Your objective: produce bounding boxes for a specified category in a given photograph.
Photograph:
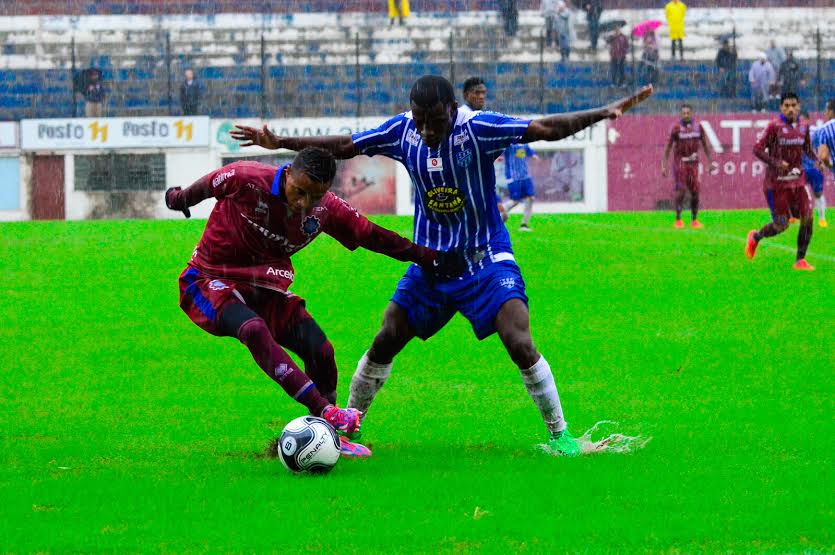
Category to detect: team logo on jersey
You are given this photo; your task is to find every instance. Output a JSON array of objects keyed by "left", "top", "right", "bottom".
[
  {"left": 406, "top": 129, "right": 421, "bottom": 146},
  {"left": 427, "top": 157, "right": 443, "bottom": 172},
  {"left": 426, "top": 186, "right": 465, "bottom": 213},
  {"left": 208, "top": 280, "right": 229, "bottom": 291},
  {"left": 301, "top": 215, "right": 321, "bottom": 235},
  {"left": 453, "top": 131, "right": 469, "bottom": 146},
  {"left": 455, "top": 149, "right": 473, "bottom": 168},
  {"left": 500, "top": 277, "right": 516, "bottom": 289}
]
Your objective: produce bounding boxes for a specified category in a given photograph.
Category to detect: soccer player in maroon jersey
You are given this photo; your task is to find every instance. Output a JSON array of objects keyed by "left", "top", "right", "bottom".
[
  {"left": 164, "top": 147, "right": 465, "bottom": 457},
  {"left": 661, "top": 104, "right": 713, "bottom": 228},
  {"left": 745, "top": 93, "right": 823, "bottom": 270}
]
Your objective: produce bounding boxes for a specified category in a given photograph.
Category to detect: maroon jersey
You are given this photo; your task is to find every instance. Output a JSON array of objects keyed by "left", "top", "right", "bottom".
[
  {"left": 754, "top": 116, "right": 817, "bottom": 191},
  {"left": 669, "top": 119, "right": 704, "bottom": 167},
  {"left": 168, "top": 160, "right": 434, "bottom": 292}
]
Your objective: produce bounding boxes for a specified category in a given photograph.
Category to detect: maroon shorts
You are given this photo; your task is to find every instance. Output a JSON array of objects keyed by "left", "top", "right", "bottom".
[
  {"left": 179, "top": 266, "right": 306, "bottom": 339},
  {"left": 674, "top": 164, "right": 699, "bottom": 193},
  {"left": 766, "top": 187, "right": 812, "bottom": 222}
]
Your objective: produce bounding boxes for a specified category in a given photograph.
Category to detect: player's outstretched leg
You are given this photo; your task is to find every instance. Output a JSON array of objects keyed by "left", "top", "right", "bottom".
[
  {"left": 347, "top": 302, "right": 415, "bottom": 439},
  {"left": 338, "top": 436, "right": 372, "bottom": 458},
  {"left": 746, "top": 217, "right": 789, "bottom": 260},
  {"left": 496, "top": 299, "right": 579, "bottom": 457},
  {"left": 322, "top": 405, "right": 362, "bottom": 435},
  {"left": 520, "top": 197, "right": 534, "bottom": 231}
]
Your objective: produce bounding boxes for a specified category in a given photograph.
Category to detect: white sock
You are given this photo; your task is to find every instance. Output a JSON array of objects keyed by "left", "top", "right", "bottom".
[
  {"left": 817, "top": 195, "right": 826, "bottom": 220},
  {"left": 347, "top": 352, "right": 392, "bottom": 417},
  {"left": 522, "top": 197, "right": 534, "bottom": 226},
  {"left": 505, "top": 200, "right": 519, "bottom": 213},
  {"left": 519, "top": 355, "right": 566, "bottom": 435}
]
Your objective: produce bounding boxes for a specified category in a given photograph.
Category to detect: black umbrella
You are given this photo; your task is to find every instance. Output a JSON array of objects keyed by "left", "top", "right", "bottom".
[{"left": 599, "top": 19, "right": 627, "bottom": 33}]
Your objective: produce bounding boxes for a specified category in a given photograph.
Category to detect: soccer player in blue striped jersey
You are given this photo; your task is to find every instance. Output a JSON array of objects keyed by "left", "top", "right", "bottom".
[
  {"left": 231, "top": 76, "right": 653, "bottom": 457},
  {"left": 502, "top": 143, "right": 539, "bottom": 231},
  {"left": 814, "top": 99, "right": 835, "bottom": 226}
]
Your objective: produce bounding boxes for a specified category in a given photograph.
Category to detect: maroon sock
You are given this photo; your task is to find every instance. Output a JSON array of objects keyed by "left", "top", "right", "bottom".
[
  {"left": 237, "top": 318, "right": 330, "bottom": 416},
  {"left": 797, "top": 219, "right": 813, "bottom": 260}
]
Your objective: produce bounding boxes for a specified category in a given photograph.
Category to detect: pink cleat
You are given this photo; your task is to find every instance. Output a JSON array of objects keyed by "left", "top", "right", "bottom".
[
  {"left": 339, "top": 436, "right": 372, "bottom": 458},
  {"left": 745, "top": 230, "right": 759, "bottom": 260},
  {"left": 691, "top": 220, "right": 703, "bottom": 229},
  {"left": 674, "top": 219, "right": 684, "bottom": 229},
  {"left": 321, "top": 405, "right": 362, "bottom": 435},
  {"left": 793, "top": 259, "right": 815, "bottom": 271}
]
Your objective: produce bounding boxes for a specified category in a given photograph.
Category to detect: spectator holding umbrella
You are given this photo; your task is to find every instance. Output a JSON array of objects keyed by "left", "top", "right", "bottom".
[
  {"left": 633, "top": 21, "right": 662, "bottom": 86},
  {"left": 607, "top": 26, "right": 629, "bottom": 87}
]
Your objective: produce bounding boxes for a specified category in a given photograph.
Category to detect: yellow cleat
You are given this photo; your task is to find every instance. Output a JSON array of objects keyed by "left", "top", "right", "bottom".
[{"left": 819, "top": 219, "right": 828, "bottom": 228}]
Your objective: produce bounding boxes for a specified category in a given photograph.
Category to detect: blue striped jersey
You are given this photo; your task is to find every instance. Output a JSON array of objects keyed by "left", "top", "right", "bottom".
[
  {"left": 802, "top": 125, "right": 821, "bottom": 172},
  {"left": 816, "top": 118, "right": 835, "bottom": 175},
  {"left": 503, "top": 143, "right": 535, "bottom": 181},
  {"left": 352, "top": 109, "right": 531, "bottom": 258}
]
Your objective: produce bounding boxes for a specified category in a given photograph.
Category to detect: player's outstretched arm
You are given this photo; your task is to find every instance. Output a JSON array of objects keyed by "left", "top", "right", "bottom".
[
  {"left": 165, "top": 173, "right": 219, "bottom": 218},
  {"left": 522, "top": 85, "right": 653, "bottom": 143},
  {"left": 229, "top": 124, "right": 359, "bottom": 159}
]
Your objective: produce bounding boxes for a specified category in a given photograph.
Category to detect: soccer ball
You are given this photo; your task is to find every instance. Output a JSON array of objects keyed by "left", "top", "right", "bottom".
[{"left": 277, "top": 416, "right": 341, "bottom": 474}]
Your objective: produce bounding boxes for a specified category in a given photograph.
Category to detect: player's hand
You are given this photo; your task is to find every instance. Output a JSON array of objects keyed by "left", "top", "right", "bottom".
[
  {"left": 778, "top": 160, "right": 790, "bottom": 171},
  {"left": 165, "top": 187, "right": 191, "bottom": 218},
  {"left": 426, "top": 250, "right": 468, "bottom": 279},
  {"left": 604, "top": 85, "right": 653, "bottom": 119},
  {"left": 229, "top": 124, "right": 282, "bottom": 149}
]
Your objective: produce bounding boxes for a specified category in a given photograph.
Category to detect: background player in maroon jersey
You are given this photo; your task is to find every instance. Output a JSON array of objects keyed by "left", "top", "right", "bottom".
[
  {"left": 164, "top": 147, "right": 465, "bottom": 457},
  {"left": 661, "top": 104, "right": 713, "bottom": 228},
  {"left": 745, "top": 93, "right": 823, "bottom": 271}
]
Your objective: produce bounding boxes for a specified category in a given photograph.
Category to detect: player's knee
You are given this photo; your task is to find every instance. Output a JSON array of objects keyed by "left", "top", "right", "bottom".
[
  {"left": 773, "top": 215, "right": 789, "bottom": 230},
  {"left": 504, "top": 332, "right": 538, "bottom": 368},
  {"left": 236, "top": 316, "right": 270, "bottom": 346}
]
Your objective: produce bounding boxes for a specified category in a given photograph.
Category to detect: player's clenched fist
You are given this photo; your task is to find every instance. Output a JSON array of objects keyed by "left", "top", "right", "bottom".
[{"left": 165, "top": 187, "right": 191, "bottom": 218}]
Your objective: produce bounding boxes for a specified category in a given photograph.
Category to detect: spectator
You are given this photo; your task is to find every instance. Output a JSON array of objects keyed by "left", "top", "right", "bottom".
[
  {"left": 82, "top": 67, "right": 106, "bottom": 117},
  {"left": 715, "top": 39, "right": 738, "bottom": 98},
  {"left": 542, "top": 0, "right": 559, "bottom": 48},
  {"left": 180, "top": 68, "right": 201, "bottom": 116},
  {"left": 388, "top": 0, "right": 409, "bottom": 26},
  {"left": 664, "top": 0, "right": 686, "bottom": 60},
  {"left": 748, "top": 53, "right": 775, "bottom": 112},
  {"left": 498, "top": 0, "right": 518, "bottom": 37},
  {"left": 554, "top": 1, "right": 575, "bottom": 62},
  {"left": 582, "top": 0, "right": 603, "bottom": 52},
  {"left": 639, "top": 31, "right": 660, "bottom": 86},
  {"left": 608, "top": 27, "right": 629, "bottom": 87},
  {"left": 765, "top": 39, "right": 786, "bottom": 73},
  {"left": 778, "top": 50, "right": 804, "bottom": 96}
]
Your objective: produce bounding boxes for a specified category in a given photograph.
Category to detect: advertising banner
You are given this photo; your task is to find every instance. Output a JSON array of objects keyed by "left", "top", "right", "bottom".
[
  {"left": 606, "top": 113, "right": 833, "bottom": 211},
  {"left": 20, "top": 116, "right": 210, "bottom": 150}
]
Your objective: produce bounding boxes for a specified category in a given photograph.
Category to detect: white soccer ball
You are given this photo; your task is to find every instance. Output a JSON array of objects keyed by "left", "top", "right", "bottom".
[{"left": 277, "top": 416, "right": 341, "bottom": 474}]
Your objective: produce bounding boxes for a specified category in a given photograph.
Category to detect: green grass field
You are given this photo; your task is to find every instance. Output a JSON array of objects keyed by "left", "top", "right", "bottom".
[{"left": 1, "top": 211, "right": 833, "bottom": 553}]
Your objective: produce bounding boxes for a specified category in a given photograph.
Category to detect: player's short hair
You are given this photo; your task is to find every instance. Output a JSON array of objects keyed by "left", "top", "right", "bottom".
[
  {"left": 780, "top": 92, "right": 799, "bottom": 104},
  {"left": 292, "top": 147, "right": 337, "bottom": 185},
  {"left": 680, "top": 103, "right": 693, "bottom": 111},
  {"left": 463, "top": 77, "right": 485, "bottom": 94},
  {"left": 410, "top": 75, "right": 455, "bottom": 109},
  {"left": 826, "top": 98, "right": 835, "bottom": 113}
]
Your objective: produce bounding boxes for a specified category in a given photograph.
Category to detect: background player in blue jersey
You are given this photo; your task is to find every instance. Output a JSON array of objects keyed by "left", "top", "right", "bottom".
[
  {"left": 814, "top": 99, "right": 835, "bottom": 225},
  {"left": 501, "top": 143, "right": 539, "bottom": 231},
  {"left": 231, "top": 76, "right": 653, "bottom": 457},
  {"left": 801, "top": 111, "right": 826, "bottom": 227}
]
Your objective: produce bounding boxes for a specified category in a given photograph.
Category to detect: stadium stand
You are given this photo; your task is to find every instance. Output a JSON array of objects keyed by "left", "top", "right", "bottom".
[{"left": 0, "top": 6, "right": 831, "bottom": 119}]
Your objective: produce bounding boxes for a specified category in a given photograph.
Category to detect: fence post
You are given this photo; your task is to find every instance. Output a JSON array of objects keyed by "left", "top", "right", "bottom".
[
  {"left": 260, "top": 33, "right": 267, "bottom": 119},
  {"left": 70, "top": 36, "right": 77, "bottom": 118},
  {"left": 165, "top": 31, "right": 172, "bottom": 116},
  {"left": 448, "top": 30, "right": 455, "bottom": 86},
  {"left": 539, "top": 31, "right": 545, "bottom": 114},
  {"left": 355, "top": 33, "right": 361, "bottom": 119},
  {"left": 815, "top": 27, "right": 822, "bottom": 110}
]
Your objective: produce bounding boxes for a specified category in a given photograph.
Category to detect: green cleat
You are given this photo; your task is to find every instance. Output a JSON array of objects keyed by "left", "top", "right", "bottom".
[{"left": 549, "top": 429, "right": 580, "bottom": 457}]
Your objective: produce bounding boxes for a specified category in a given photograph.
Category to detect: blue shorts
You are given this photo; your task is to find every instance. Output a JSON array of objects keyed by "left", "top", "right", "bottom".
[
  {"left": 508, "top": 178, "right": 535, "bottom": 201},
  {"left": 391, "top": 258, "right": 528, "bottom": 341},
  {"left": 805, "top": 167, "right": 824, "bottom": 195}
]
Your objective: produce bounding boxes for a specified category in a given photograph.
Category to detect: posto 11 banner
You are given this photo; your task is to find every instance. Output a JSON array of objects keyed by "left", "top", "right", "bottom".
[
  {"left": 606, "top": 113, "right": 833, "bottom": 212},
  {"left": 20, "top": 116, "right": 210, "bottom": 150}
]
